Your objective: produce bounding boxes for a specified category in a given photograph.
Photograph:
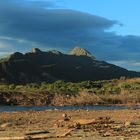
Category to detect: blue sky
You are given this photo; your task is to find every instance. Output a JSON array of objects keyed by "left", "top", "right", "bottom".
[
  {"left": 0, "top": 0, "right": 140, "bottom": 71},
  {"left": 58, "top": 0, "right": 140, "bottom": 36}
]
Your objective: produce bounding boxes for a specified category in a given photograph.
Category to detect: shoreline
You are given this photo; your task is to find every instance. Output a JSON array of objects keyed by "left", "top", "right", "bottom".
[
  {"left": 1, "top": 78, "right": 140, "bottom": 107},
  {"left": 0, "top": 109, "right": 140, "bottom": 139},
  {"left": 0, "top": 102, "right": 140, "bottom": 107}
]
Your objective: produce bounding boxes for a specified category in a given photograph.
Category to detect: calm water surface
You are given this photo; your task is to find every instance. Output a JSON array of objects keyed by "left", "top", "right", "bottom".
[{"left": 0, "top": 105, "right": 139, "bottom": 112}]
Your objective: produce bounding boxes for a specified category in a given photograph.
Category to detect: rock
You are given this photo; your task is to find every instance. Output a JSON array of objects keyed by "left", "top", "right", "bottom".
[
  {"left": 124, "top": 121, "right": 132, "bottom": 127},
  {"left": 62, "top": 113, "right": 67, "bottom": 118},
  {"left": 7, "top": 52, "right": 23, "bottom": 61},
  {"left": 112, "top": 125, "right": 122, "bottom": 131},
  {"left": 31, "top": 48, "right": 42, "bottom": 54},
  {"left": 69, "top": 46, "right": 96, "bottom": 59},
  {"left": 62, "top": 113, "right": 71, "bottom": 121},
  {"left": 103, "top": 132, "right": 111, "bottom": 137},
  {"left": 0, "top": 122, "right": 12, "bottom": 128},
  {"left": 98, "top": 116, "right": 111, "bottom": 120},
  {"left": 48, "top": 50, "right": 62, "bottom": 55},
  {"left": 73, "top": 122, "right": 81, "bottom": 129}
]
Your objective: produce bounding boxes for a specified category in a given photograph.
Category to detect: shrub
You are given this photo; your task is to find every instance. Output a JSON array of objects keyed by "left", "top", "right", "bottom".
[{"left": 9, "top": 84, "right": 16, "bottom": 90}]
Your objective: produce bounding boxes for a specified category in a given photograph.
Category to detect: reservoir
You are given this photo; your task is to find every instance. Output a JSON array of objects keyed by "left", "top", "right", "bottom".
[{"left": 0, "top": 105, "right": 139, "bottom": 112}]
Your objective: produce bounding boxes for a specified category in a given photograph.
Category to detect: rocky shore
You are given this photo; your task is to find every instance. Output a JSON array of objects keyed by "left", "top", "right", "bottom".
[{"left": 0, "top": 109, "right": 140, "bottom": 139}]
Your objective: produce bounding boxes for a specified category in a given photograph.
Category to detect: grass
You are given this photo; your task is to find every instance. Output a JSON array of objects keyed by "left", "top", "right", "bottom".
[{"left": 0, "top": 78, "right": 140, "bottom": 105}]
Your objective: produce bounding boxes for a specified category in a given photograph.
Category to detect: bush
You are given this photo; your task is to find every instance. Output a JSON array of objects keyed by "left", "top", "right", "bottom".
[
  {"left": 26, "top": 83, "right": 39, "bottom": 89},
  {"left": 9, "top": 84, "right": 16, "bottom": 90}
]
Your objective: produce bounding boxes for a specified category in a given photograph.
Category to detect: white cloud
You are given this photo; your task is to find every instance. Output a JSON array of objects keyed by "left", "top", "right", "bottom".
[
  {"left": 108, "top": 60, "right": 140, "bottom": 71},
  {"left": 0, "top": 42, "right": 11, "bottom": 49}
]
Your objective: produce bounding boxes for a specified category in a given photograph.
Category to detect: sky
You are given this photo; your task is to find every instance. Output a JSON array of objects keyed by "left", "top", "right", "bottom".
[
  {"left": 58, "top": 0, "right": 140, "bottom": 36},
  {"left": 0, "top": 0, "right": 140, "bottom": 71}
]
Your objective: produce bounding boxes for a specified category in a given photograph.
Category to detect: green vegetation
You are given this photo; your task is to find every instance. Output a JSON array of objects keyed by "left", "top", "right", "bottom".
[
  {"left": 0, "top": 78, "right": 140, "bottom": 105},
  {"left": 0, "top": 78, "right": 139, "bottom": 94},
  {"left": 0, "top": 79, "right": 118, "bottom": 93}
]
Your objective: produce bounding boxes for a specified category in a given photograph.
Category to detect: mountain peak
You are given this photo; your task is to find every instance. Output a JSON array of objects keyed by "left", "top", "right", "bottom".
[
  {"left": 32, "top": 48, "right": 42, "bottom": 53},
  {"left": 48, "top": 50, "right": 62, "bottom": 55},
  {"left": 7, "top": 52, "right": 23, "bottom": 61},
  {"left": 69, "top": 46, "right": 96, "bottom": 59}
]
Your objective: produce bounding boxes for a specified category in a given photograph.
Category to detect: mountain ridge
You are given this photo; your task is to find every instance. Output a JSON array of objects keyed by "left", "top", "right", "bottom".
[{"left": 0, "top": 47, "right": 139, "bottom": 84}]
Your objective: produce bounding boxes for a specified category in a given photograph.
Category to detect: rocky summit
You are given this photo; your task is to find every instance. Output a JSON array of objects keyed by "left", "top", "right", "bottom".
[
  {"left": 0, "top": 47, "right": 139, "bottom": 84},
  {"left": 69, "top": 46, "right": 96, "bottom": 59}
]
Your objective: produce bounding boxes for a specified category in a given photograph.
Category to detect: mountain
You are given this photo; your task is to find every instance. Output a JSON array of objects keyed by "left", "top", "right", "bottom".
[
  {"left": 0, "top": 47, "right": 139, "bottom": 84},
  {"left": 69, "top": 46, "right": 96, "bottom": 59}
]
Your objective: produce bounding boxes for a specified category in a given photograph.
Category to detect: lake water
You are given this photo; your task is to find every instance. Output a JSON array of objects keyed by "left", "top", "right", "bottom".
[{"left": 0, "top": 105, "right": 139, "bottom": 112}]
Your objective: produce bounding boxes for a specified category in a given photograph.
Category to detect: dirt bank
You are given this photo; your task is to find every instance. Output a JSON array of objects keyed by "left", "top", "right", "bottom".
[
  {"left": 0, "top": 91, "right": 140, "bottom": 107},
  {"left": 0, "top": 109, "right": 140, "bottom": 139},
  {"left": 0, "top": 91, "right": 104, "bottom": 106},
  {"left": 0, "top": 91, "right": 53, "bottom": 106}
]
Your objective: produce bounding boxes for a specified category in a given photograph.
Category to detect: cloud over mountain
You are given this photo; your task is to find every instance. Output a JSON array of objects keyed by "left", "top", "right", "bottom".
[{"left": 0, "top": 0, "right": 140, "bottom": 71}]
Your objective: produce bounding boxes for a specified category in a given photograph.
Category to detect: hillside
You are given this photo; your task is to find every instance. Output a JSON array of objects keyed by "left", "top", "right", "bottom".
[
  {"left": 0, "top": 47, "right": 139, "bottom": 84},
  {"left": 0, "top": 78, "right": 140, "bottom": 106}
]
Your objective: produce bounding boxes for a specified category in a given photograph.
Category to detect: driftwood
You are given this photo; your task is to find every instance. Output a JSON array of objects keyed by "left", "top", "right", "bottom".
[
  {"left": 74, "top": 118, "right": 114, "bottom": 125},
  {"left": 0, "top": 135, "right": 55, "bottom": 140},
  {"left": 0, "top": 123, "right": 12, "bottom": 128},
  {"left": 26, "top": 130, "right": 49, "bottom": 135},
  {"left": 0, "top": 136, "right": 30, "bottom": 140},
  {"left": 56, "top": 129, "right": 73, "bottom": 137},
  {"left": 74, "top": 119, "right": 95, "bottom": 125},
  {"left": 0, "top": 130, "right": 50, "bottom": 140}
]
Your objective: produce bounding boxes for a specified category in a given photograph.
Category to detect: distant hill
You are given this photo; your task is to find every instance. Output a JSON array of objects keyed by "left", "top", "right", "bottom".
[{"left": 0, "top": 47, "right": 139, "bottom": 84}]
